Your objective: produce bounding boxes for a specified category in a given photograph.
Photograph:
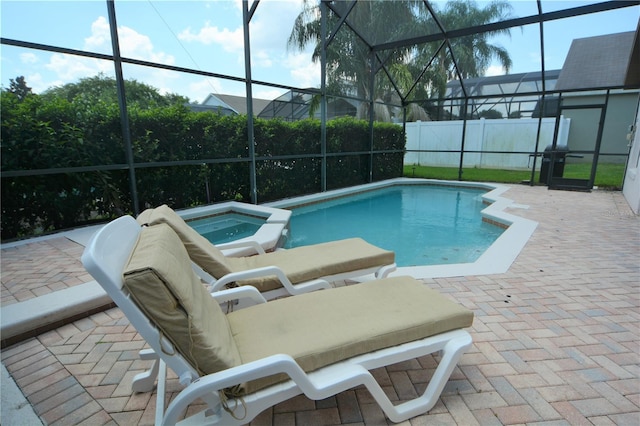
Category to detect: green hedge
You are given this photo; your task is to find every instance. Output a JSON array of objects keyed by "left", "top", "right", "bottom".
[{"left": 1, "top": 93, "right": 405, "bottom": 240}]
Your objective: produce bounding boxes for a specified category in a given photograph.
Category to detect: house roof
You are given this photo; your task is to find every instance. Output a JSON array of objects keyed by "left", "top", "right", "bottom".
[
  {"left": 555, "top": 31, "right": 637, "bottom": 91},
  {"left": 202, "top": 93, "right": 272, "bottom": 115},
  {"left": 445, "top": 69, "right": 561, "bottom": 97},
  {"left": 625, "top": 23, "right": 640, "bottom": 88},
  {"left": 186, "top": 103, "right": 236, "bottom": 116}
]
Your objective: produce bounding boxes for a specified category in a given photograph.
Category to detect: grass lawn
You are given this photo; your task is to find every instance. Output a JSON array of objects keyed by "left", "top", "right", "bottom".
[{"left": 403, "top": 163, "right": 626, "bottom": 190}]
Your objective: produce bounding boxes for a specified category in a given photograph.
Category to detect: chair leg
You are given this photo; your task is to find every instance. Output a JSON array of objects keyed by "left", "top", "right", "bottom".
[
  {"left": 132, "top": 349, "right": 160, "bottom": 393},
  {"left": 160, "top": 332, "right": 472, "bottom": 425},
  {"left": 370, "top": 331, "right": 472, "bottom": 422},
  {"left": 155, "top": 359, "right": 167, "bottom": 426}
]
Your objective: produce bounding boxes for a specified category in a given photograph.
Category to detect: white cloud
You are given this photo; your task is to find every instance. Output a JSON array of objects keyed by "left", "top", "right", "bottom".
[
  {"left": 45, "top": 53, "right": 110, "bottom": 82},
  {"left": 144, "top": 68, "right": 181, "bottom": 94},
  {"left": 84, "top": 16, "right": 176, "bottom": 65},
  {"left": 120, "top": 26, "right": 176, "bottom": 64},
  {"left": 175, "top": 1, "right": 308, "bottom": 71},
  {"left": 484, "top": 65, "right": 506, "bottom": 77},
  {"left": 528, "top": 51, "right": 542, "bottom": 66},
  {"left": 187, "top": 78, "right": 225, "bottom": 102},
  {"left": 20, "top": 53, "right": 39, "bottom": 65},
  {"left": 285, "top": 52, "right": 320, "bottom": 88},
  {"left": 15, "top": 4, "right": 314, "bottom": 98},
  {"left": 24, "top": 73, "right": 47, "bottom": 93},
  {"left": 33, "top": 16, "right": 178, "bottom": 93},
  {"left": 178, "top": 23, "right": 244, "bottom": 53},
  {"left": 254, "top": 87, "right": 287, "bottom": 100},
  {"left": 84, "top": 16, "right": 111, "bottom": 54},
  {"left": 169, "top": 0, "right": 317, "bottom": 96},
  {"left": 253, "top": 50, "right": 273, "bottom": 68},
  {"left": 247, "top": 1, "right": 308, "bottom": 55}
]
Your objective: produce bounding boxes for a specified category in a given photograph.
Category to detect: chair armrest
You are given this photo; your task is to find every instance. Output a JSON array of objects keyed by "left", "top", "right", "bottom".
[
  {"left": 286, "top": 278, "right": 332, "bottom": 294},
  {"left": 211, "top": 266, "right": 330, "bottom": 295},
  {"left": 210, "top": 266, "right": 294, "bottom": 292},
  {"left": 192, "top": 262, "right": 216, "bottom": 286},
  {"left": 217, "top": 239, "right": 266, "bottom": 255},
  {"left": 210, "top": 286, "right": 267, "bottom": 306}
]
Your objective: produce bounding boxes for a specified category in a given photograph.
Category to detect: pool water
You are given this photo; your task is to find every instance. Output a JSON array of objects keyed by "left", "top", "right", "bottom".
[
  {"left": 189, "top": 213, "right": 264, "bottom": 244},
  {"left": 284, "top": 185, "right": 505, "bottom": 267}
]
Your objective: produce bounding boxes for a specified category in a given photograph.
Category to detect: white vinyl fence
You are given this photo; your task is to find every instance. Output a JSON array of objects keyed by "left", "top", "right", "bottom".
[{"left": 405, "top": 117, "right": 570, "bottom": 170}]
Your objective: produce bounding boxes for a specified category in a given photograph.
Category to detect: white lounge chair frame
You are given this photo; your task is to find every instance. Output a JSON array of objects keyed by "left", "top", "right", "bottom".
[
  {"left": 82, "top": 216, "right": 472, "bottom": 425},
  {"left": 178, "top": 240, "right": 398, "bottom": 303},
  {"left": 137, "top": 206, "right": 397, "bottom": 300},
  {"left": 202, "top": 259, "right": 398, "bottom": 299}
]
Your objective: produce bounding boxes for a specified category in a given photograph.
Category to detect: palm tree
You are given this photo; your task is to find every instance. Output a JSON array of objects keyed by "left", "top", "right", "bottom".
[
  {"left": 418, "top": 0, "right": 514, "bottom": 98},
  {"left": 288, "top": 0, "right": 514, "bottom": 121},
  {"left": 289, "top": 1, "right": 416, "bottom": 99}
]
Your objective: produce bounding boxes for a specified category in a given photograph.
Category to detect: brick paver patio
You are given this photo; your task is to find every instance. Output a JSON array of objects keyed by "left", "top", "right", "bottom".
[
  {"left": 1, "top": 185, "right": 638, "bottom": 425},
  {"left": 1, "top": 237, "right": 92, "bottom": 307}
]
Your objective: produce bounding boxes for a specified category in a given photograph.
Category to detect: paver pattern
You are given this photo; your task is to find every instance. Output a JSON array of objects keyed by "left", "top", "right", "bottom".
[
  {"left": 1, "top": 237, "right": 91, "bottom": 306},
  {"left": 1, "top": 185, "right": 639, "bottom": 425}
]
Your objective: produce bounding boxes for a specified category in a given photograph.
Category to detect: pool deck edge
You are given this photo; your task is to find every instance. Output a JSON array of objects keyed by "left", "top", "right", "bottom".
[{"left": 1, "top": 281, "right": 113, "bottom": 348}]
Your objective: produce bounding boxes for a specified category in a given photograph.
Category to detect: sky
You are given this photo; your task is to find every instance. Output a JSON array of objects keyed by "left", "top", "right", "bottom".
[{"left": 1, "top": 0, "right": 638, "bottom": 103}]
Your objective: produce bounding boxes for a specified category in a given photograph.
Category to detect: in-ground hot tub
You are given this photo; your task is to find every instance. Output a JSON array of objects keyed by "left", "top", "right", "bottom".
[{"left": 177, "top": 201, "right": 291, "bottom": 256}]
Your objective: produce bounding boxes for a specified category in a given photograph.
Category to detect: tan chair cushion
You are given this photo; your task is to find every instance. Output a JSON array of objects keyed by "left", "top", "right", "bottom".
[
  {"left": 123, "top": 223, "right": 242, "bottom": 376},
  {"left": 226, "top": 238, "right": 395, "bottom": 292},
  {"left": 138, "top": 205, "right": 395, "bottom": 293},
  {"left": 227, "top": 276, "right": 474, "bottom": 393},
  {"left": 137, "top": 205, "right": 233, "bottom": 279}
]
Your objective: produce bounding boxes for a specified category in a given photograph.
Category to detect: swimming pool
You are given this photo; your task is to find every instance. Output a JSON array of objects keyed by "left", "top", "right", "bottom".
[
  {"left": 269, "top": 178, "right": 538, "bottom": 278},
  {"left": 173, "top": 179, "right": 537, "bottom": 279},
  {"left": 283, "top": 185, "right": 504, "bottom": 267}
]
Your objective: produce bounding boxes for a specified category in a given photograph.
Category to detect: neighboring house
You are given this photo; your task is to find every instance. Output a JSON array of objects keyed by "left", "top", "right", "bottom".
[
  {"left": 441, "top": 69, "right": 562, "bottom": 120},
  {"left": 555, "top": 31, "right": 637, "bottom": 91},
  {"left": 406, "top": 29, "right": 639, "bottom": 192},
  {"left": 621, "top": 27, "right": 640, "bottom": 213},
  {"left": 186, "top": 93, "right": 272, "bottom": 116},
  {"left": 189, "top": 90, "right": 359, "bottom": 122},
  {"left": 257, "top": 90, "right": 313, "bottom": 121},
  {"left": 553, "top": 31, "right": 639, "bottom": 162},
  {"left": 190, "top": 32, "right": 638, "bottom": 166},
  {"left": 624, "top": 96, "right": 640, "bottom": 214},
  {"left": 258, "top": 89, "right": 358, "bottom": 121},
  {"left": 434, "top": 31, "right": 639, "bottom": 163}
]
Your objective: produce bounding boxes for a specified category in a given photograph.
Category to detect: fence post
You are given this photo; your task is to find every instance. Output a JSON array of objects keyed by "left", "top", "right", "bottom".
[
  {"left": 417, "top": 120, "right": 422, "bottom": 166},
  {"left": 557, "top": 115, "right": 569, "bottom": 146},
  {"left": 479, "top": 117, "right": 486, "bottom": 168}
]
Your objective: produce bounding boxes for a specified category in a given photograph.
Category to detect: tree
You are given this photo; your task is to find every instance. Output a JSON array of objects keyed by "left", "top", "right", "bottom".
[
  {"left": 420, "top": 0, "right": 514, "bottom": 98},
  {"left": 478, "top": 109, "right": 503, "bottom": 119},
  {"left": 42, "top": 74, "right": 189, "bottom": 109},
  {"left": 289, "top": 0, "right": 418, "bottom": 120},
  {"left": 288, "top": 0, "right": 514, "bottom": 120},
  {"left": 8, "top": 76, "right": 32, "bottom": 101}
]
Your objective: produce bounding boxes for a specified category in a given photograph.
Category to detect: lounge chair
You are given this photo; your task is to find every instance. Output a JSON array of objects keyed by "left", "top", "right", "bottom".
[
  {"left": 82, "top": 215, "right": 474, "bottom": 425},
  {"left": 137, "top": 204, "right": 397, "bottom": 299}
]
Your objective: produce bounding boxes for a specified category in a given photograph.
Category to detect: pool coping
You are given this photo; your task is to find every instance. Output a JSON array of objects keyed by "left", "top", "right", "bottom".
[{"left": 266, "top": 178, "right": 538, "bottom": 279}]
